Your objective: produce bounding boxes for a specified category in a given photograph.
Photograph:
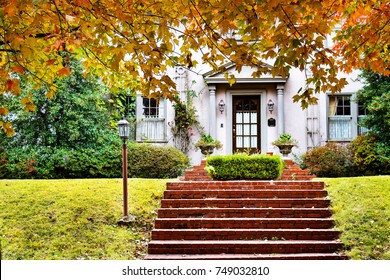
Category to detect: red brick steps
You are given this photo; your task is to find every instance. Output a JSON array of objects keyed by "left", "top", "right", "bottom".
[
  {"left": 152, "top": 229, "right": 341, "bottom": 241},
  {"left": 157, "top": 207, "right": 332, "bottom": 218},
  {"left": 154, "top": 217, "right": 335, "bottom": 229},
  {"left": 147, "top": 240, "right": 343, "bottom": 255},
  {"left": 145, "top": 160, "right": 346, "bottom": 260},
  {"left": 146, "top": 253, "right": 347, "bottom": 260},
  {"left": 163, "top": 189, "right": 328, "bottom": 199},
  {"left": 167, "top": 181, "right": 326, "bottom": 190},
  {"left": 161, "top": 198, "right": 331, "bottom": 208}
]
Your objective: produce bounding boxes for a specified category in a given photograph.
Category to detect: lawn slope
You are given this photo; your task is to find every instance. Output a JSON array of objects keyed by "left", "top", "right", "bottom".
[{"left": 323, "top": 176, "right": 390, "bottom": 260}]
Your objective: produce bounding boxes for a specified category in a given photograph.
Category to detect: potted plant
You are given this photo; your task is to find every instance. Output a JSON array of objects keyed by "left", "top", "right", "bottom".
[
  {"left": 195, "top": 134, "right": 222, "bottom": 156},
  {"left": 272, "top": 133, "right": 298, "bottom": 157}
]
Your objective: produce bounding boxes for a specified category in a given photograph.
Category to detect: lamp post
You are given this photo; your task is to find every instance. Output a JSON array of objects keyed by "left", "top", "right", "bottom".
[{"left": 117, "top": 116, "right": 133, "bottom": 225}]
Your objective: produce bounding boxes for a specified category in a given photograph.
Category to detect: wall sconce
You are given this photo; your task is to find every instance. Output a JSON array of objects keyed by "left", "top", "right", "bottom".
[
  {"left": 267, "top": 99, "right": 275, "bottom": 114},
  {"left": 218, "top": 99, "right": 225, "bottom": 114}
]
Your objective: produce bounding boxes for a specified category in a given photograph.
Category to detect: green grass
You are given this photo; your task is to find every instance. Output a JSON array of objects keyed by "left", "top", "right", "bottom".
[
  {"left": 0, "top": 179, "right": 169, "bottom": 260},
  {"left": 1, "top": 176, "right": 389, "bottom": 260},
  {"left": 322, "top": 176, "right": 390, "bottom": 260}
]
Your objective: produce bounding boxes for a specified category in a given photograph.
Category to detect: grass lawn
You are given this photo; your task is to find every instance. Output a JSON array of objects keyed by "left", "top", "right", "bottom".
[
  {"left": 322, "top": 176, "right": 390, "bottom": 260},
  {"left": 1, "top": 176, "right": 389, "bottom": 260},
  {"left": 0, "top": 178, "right": 170, "bottom": 260}
]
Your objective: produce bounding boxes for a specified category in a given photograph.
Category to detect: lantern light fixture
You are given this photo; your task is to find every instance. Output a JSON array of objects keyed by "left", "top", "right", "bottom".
[
  {"left": 218, "top": 99, "right": 225, "bottom": 114},
  {"left": 267, "top": 99, "right": 275, "bottom": 114}
]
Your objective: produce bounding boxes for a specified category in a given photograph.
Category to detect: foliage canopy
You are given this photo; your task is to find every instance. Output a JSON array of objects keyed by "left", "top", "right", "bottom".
[{"left": 1, "top": 0, "right": 390, "bottom": 134}]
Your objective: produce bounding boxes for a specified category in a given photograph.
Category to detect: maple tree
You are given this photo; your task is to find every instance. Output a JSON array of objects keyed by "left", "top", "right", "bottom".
[{"left": 1, "top": 0, "right": 389, "bottom": 136}]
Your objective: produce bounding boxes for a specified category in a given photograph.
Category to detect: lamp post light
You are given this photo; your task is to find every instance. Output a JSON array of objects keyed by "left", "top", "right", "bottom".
[{"left": 117, "top": 116, "right": 134, "bottom": 225}]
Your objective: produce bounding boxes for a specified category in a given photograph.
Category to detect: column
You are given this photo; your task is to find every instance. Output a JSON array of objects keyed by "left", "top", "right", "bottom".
[
  {"left": 277, "top": 84, "right": 285, "bottom": 135},
  {"left": 135, "top": 92, "right": 143, "bottom": 141},
  {"left": 209, "top": 85, "right": 216, "bottom": 138}
]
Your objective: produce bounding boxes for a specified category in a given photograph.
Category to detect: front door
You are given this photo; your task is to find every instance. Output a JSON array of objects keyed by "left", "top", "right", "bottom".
[{"left": 233, "top": 95, "right": 261, "bottom": 154}]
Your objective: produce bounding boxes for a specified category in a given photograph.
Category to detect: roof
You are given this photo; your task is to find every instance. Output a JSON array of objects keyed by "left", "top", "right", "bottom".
[{"left": 203, "top": 62, "right": 287, "bottom": 84}]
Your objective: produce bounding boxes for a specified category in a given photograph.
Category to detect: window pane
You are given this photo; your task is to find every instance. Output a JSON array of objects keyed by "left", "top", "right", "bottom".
[
  {"left": 236, "top": 136, "right": 243, "bottom": 148},
  {"left": 329, "top": 118, "right": 352, "bottom": 139}
]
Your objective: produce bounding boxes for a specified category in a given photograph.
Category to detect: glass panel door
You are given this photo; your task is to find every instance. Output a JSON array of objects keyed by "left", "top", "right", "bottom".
[{"left": 233, "top": 96, "right": 261, "bottom": 153}]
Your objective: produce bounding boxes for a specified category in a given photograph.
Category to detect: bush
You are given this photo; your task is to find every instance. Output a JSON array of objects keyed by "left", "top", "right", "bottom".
[
  {"left": 0, "top": 135, "right": 122, "bottom": 179},
  {"left": 350, "top": 134, "right": 390, "bottom": 176},
  {"left": 127, "top": 143, "right": 190, "bottom": 178},
  {"left": 206, "top": 153, "right": 284, "bottom": 180},
  {"left": 301, "top": 143, "right": 354, "bottom": 177}
]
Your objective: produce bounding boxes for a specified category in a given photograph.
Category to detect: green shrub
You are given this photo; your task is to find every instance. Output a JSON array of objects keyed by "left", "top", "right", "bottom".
[
  {"left": 301, "top": 143, "right": 354, "bottom": 177},
  {"left": 206, "top": 153, "right": 284, "bottom": 180},
  {"left": 127, "top": 143, "right": 190, "bottom": 178},
  {"left": 0, "top": 139, "right": 122, "bottom": 179},
  {"left": 350, "top": 134, "right": 390, "bottom": 176}
]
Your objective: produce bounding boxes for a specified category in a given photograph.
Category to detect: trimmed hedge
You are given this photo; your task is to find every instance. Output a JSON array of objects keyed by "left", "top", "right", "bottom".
[
  {"left": 206, "top": 153, "right": 284, "bottom": 180},
  {"left": 128, "top": 143, "right": 190, "bottom": 179}
]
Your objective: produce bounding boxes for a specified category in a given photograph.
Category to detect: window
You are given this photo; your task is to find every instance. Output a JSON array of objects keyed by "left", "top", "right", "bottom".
[
  {"left": 328, "top": 94, "right": 367, "bottom": 141},
  {"left": 136, "top": 95, "right": 167, "bottom": 142},
  {"left": 142, "top": 98, "right": 160, "bottom": 117}
]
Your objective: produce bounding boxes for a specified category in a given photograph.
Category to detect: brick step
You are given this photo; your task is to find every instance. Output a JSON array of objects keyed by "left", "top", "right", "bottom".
[
  {"left": 280, "top": 176, "right": 316, "bottom": 181},
  {"left": 151, "top": 228, "right": 341, "bottom": 241},
  {"left": 147, "top": 240, "right": 344, "bottom": 255},
  {"left": 145, "top": 253, "right": 347, "bottom": 260},
  {"left": 160, "top": 198, "right": 330, "bottom": 208},
  {"left": 157, "top": 207, "right": 332, "bottom": 218},
  {"left": 163, "top": 189, "right": 328, "bottom": 199},
  {"left": 184, "top": 176, "right": 212, "bottom": 181},
  {"left": 166, "top": 181, "right": 325, "bottom": 190},
  {"left": 154, "top": 218, "right": 334, "bottom": 229}
]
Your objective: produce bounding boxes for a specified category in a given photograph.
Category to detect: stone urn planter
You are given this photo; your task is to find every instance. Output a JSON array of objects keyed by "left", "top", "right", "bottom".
[
  {"left": 274, "top": 143, "right": 296, "bottom": 157},
  {"left": 272, "top": 134, "right": 298, "bottom": 158},
  {"left": 195, "top": 134, "right": 222, "bottom": 157}
]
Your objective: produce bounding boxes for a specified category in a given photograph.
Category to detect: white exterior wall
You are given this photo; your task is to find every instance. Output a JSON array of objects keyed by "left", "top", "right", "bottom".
[{"left": 139, "top": 59, "right": 364, "bottom": 166}]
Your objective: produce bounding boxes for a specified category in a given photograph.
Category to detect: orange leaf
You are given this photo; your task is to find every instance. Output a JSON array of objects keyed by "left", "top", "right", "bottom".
[
  {"left": 58, "top": 67, "right": 70, "bottom": 76},
  {"left": 4, "top": 3, "right": 18, "bottom": 17},
  {"left": 0, "top": 107, "right": 9, "bottom": 115},
  {"left": 5, "top": 80, "right": 13, "bottom": 91},
  {"left": 12, "top": 66, "right": 25, "bottom": 74},
  {"left": 46, "top": 59, "right": 56, "bottom": 66}
]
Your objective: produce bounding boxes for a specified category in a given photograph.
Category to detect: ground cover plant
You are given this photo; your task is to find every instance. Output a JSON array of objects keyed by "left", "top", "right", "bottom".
[
  {"left": 0, "top": 179, "right": 169, "bottom": 260},
  {"left": 323, "top": 176, "right": 390, "bottom": 260}
]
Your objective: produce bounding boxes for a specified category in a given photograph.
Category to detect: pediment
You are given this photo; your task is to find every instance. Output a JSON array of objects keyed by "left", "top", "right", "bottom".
[{"left": 203, "top": 62, "right": 287, "bottom": 84}]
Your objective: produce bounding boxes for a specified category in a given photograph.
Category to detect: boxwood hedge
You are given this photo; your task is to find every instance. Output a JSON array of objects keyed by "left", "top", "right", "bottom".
[{"left": 206, "top": 153, "right": 284, "bottom": 180}]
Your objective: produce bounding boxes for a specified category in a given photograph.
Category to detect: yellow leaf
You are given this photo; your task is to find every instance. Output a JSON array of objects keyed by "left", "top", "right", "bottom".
[
  {"left": 3, "top": 121, "right": 15, "bottom": 136},
  {"left": 21, "top": 97, "right": 37, "bottom": 113}
]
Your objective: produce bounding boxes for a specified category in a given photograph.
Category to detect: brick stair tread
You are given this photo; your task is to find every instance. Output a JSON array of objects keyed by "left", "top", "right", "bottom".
[
  {"left": 167, "top": 180, "right": 324, "bottom": 190},
  {"left": 157, "top": 207, "right": 332, "bottom": 218},
  {"left": 151, "top": 228, "right": 341, "bottom": 240},
  {"left": 145, "top": 253, "right": 347, "bottom": 260},
  {"left": 154, "top": 217, "right": 335, "bottom": 229},
  {"left": 164, "top": 189, "right": 328, "bottom": 199},
  {"left": 161, "top": 198, "right": 331, "bottom": 208},
  {"left": 147, "top": 240, "right": 343, "bottom": 254}
]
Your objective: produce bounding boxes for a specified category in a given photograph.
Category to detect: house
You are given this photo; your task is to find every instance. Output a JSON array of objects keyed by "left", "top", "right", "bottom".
[{"left": 134, "top": 40, "right": 365, "bottom": 165}]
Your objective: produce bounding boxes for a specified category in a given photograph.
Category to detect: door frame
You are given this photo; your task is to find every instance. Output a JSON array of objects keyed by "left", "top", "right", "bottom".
[{"left": 226, "top": 90, "right": 267, "bottom": 154}]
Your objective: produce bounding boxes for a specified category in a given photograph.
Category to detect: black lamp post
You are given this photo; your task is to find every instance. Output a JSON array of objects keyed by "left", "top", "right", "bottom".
[{"left": 117, "top": 116, "right": 134, "bottom": 225}]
